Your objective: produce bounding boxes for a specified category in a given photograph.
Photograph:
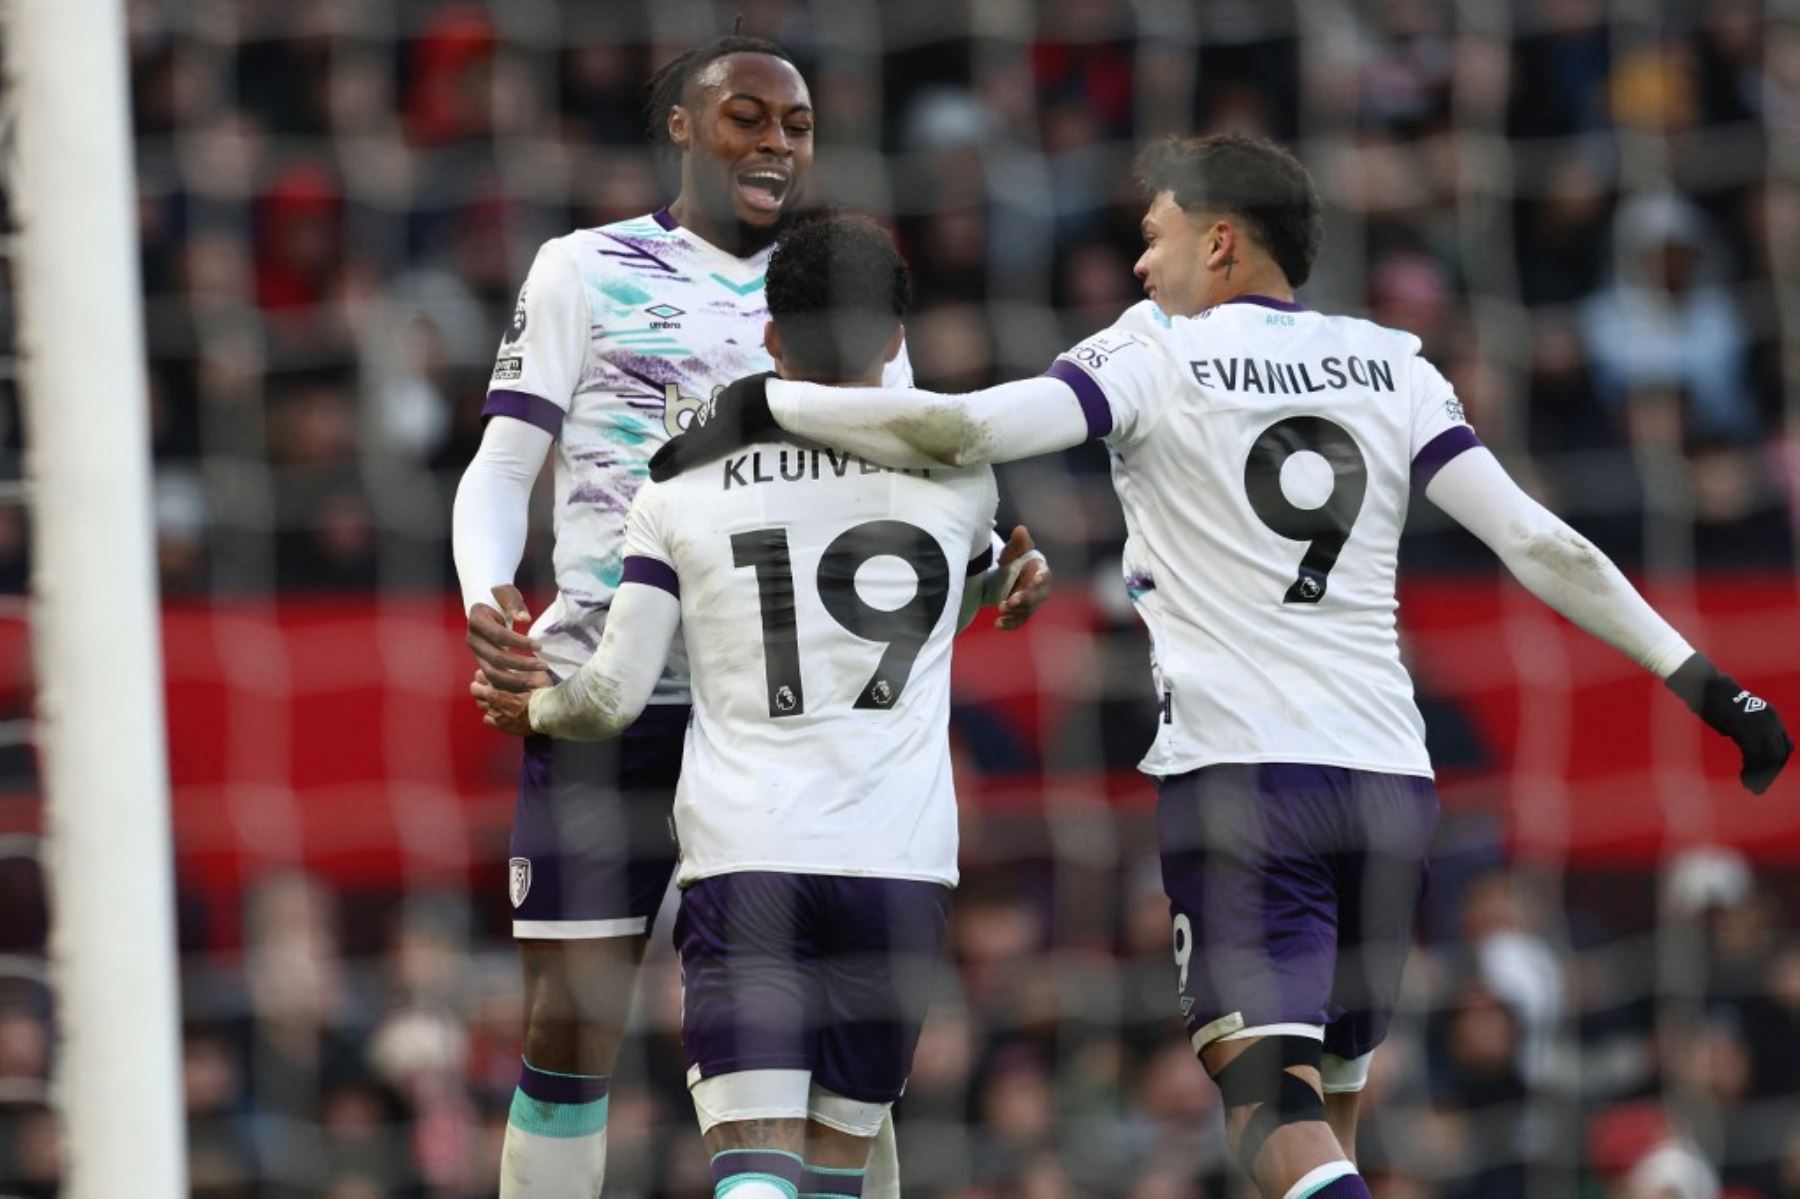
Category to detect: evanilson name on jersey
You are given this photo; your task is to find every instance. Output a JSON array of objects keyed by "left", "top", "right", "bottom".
[
  {"left": 723, "top": 448, "right": 935, "bottom": 491},
  {"left": 1188, "top": 354, "right": 1397, "bottom": 395}
]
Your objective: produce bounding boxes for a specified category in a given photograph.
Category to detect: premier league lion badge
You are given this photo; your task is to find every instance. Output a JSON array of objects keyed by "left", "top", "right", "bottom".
[{"left": 508, "top": 857, "right": 532, "bottom": 909}]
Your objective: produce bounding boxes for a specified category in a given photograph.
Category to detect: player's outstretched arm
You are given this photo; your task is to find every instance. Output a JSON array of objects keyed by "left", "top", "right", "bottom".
[
  {"left": 453, "top": 416, "right": 555, "bottom": 690},
  {"left": 648, "top": 372, "right": 1093, "bottom": 481},
  {"left": 767, "top": 375, "right": 1091, "bottom": 468},
  {"left": 1426, "top": 447, "right": 1792, "bottom": 793}
]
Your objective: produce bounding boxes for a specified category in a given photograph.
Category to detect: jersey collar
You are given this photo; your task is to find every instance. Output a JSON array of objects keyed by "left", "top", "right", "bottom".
[
  {"left": 1223, "top": 293, "right": 1306, "bottom": 312},
  {"left": 650, "top": 206, "right": 774, "bottom": 267}
]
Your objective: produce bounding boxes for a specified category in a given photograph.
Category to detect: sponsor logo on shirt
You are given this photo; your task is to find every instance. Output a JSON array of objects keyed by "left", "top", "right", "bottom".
[
  {"left": 1445, "top": 397, "right": 1466, "bottom": 423},
  {"left": 492, "top": 355, "right": 523, "bottom": 382},
  {"left": 645, "top": 303, "right": 685, "bottom": 329}
]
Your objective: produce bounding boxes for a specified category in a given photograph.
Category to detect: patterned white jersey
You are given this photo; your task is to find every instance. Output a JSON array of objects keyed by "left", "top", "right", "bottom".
[
  {"left": 620, "top": 440, "right": 998, "bottom": 885},
  {"left": 1049, "top": 297, "right": 1480, "bottom": 779},
  {"left": 484, "top": 209, "right": 913, "bottom": 700}
]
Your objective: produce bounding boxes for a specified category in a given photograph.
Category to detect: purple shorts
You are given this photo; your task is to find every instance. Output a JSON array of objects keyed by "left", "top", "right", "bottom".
[
  {"left": 506, "top": 704, "right": 688, "bottom": 938},
  {"left": 1157, "top": 763, "right": 1438, "bottom": 1061},
  {"left": 675, "top": 871, "right": 951, "bottom": 1104}
]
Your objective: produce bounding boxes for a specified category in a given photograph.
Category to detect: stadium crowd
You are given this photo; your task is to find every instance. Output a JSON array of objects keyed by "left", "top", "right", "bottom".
[{"left": 4, "top": 0, "right": 1800, "bottom": 1195}]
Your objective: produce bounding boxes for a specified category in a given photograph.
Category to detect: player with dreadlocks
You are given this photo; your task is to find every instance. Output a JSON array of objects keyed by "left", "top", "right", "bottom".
[{"left": 452, "top": 35, "right": 1050, "bottom": 1198}]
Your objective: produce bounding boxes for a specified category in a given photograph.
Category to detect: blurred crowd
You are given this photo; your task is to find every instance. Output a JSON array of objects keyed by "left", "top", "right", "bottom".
[
  {"left": 0, "top": 0, "right": 1781, "bottom": 596},
  {"left": 6, "top": 837, "right": 1800, "bottom": 1198},
  {"left": 4, "top": 0, "right": 1800, "bottom": 1195}
]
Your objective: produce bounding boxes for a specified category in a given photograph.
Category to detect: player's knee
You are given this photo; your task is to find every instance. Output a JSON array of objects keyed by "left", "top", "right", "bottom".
[
  {"left": 518, "top": 940, "right": 641, "bottom": 1072},
  {"left": 1208, "top": 1036, "right": 1328, "bottom": 1176}
]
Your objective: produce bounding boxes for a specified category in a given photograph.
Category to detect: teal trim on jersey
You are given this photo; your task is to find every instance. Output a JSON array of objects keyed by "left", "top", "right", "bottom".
[
  {"left": 710, "top": 272, "right": 765, "bottom": 296},
  {"left": 600, "top": 279, "right": 653, "bottom": 306},
  {"left": 590, "top": 555, "right": 624, "bottom": 588},
  {"left": 506, "top": 1090, "right": 609, "bottom": 1139},
  {"left": 602, "top": 411, "right": 658, "bottom": 446}
]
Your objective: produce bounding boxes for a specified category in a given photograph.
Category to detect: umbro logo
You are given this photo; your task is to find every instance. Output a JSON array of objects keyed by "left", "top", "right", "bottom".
[
  {"left": 646, "top": 303, "right": 684, "bottom": 329},
  {"left": 1734, "top": 690, "right": 1768, "bottom": 714}
]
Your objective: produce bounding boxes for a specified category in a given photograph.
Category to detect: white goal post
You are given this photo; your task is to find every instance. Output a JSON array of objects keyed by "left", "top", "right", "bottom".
[{"left": 4, "top": 0, "right": 186, "bottom": 1195}]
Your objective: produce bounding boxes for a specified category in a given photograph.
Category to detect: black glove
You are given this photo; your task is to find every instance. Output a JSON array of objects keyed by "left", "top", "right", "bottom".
[
  {"left": 1666, "top": 652, "right": 1793, "bottom": 795},
  {"left": 649, "top": 371, "right": 778, "bottom": 482}
]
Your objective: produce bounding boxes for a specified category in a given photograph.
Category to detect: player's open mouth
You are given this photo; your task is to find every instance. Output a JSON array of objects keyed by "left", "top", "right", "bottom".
[{"left": 735, "top": 167, "right": 791, "bottom": 214}]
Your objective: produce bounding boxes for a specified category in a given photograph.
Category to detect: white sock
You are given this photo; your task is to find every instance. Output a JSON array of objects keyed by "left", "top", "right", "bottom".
[
  {"left": 861, "top": 1111, "right": 899, "bottom": 1199},
  {"left": 716, "top": 1183, "right": 795, "bottom": 1199},
  {"left": 500, "top": 1060, "right": 609, "bottom": 1198},
  {"left": 501, "top": 1125, "right": 608, "bottom": 1198}
]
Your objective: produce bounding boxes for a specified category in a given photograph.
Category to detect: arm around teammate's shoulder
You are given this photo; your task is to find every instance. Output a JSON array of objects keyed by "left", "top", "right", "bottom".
[
  {"left": 756, "top": 307, "right": 1169, "bottom": 470},
  {"left": 764, "top": 374, "right": 1092, "bottom": 469},
  {"left": 1425, "top": 447, "right": 1792, "bottom": 793}
]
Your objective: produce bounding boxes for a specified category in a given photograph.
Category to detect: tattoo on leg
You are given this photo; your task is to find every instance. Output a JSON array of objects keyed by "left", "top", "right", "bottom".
[{"left": 708, "top": 1117, "right": 807, "bottom": 1154}]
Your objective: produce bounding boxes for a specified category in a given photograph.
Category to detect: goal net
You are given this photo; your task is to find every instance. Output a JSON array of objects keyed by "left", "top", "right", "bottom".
[{"left": 2, "top": 2, "right": 1798, "bottom": 1197}]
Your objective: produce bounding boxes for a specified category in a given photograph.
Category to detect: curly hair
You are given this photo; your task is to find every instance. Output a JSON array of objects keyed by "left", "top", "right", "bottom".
[
  {"left": 765, "top": 213, "right": 912, "bottom": 381},
  {"left": 1136, "top": 133, "right": 1323, "bottom": 287},
  {"left": 643, "top": 35, "right": 795, "bottom": 144}
]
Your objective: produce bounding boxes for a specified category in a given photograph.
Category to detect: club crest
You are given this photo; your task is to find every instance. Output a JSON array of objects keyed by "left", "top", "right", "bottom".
[{"left": 508, "top": 857, "right": 532, "bottom": 908}]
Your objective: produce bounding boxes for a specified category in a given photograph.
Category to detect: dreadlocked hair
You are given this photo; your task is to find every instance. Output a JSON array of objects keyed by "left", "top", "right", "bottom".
[{"left": 643, "top": 35, "right": 795, "bottom": 144}]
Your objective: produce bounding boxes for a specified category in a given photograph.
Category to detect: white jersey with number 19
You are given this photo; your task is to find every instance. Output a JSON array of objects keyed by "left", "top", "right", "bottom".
[
  {"left": 1049, "top": 296, "right": 1480, "bottom": 780},
  {"left": 618, "top": 441, "right": 998, "bottom": 886}
]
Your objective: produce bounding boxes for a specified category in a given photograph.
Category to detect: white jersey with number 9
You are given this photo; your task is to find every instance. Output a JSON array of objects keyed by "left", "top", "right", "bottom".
[{"left": 1053, "top": 297, "right": 1478, "bottom": 780}]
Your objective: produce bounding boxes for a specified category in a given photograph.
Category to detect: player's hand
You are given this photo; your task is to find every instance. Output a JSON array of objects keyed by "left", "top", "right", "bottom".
[
  {"left": 995, "top": 525, "right": 1052, "bottom": 630},
  {"left": 467, "top": 585, "right": 551, "bottom": 693},
  {"left": 649, "top": 371, "right": 778, "bottom": 482},
  {"left": 1667, "top": 653, "right": 1793, "bottom": 794},
  {"left": 471, "top": 669, "right": 538, "bottom": 737}
]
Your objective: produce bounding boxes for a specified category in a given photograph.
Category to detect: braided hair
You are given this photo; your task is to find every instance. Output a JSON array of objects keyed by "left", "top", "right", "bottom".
[{"left": 643, "top": 35, "right": 796, "bottom": 145}]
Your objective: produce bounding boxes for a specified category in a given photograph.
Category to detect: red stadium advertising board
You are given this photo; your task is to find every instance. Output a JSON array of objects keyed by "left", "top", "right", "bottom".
[{"left": 3, "top": 578, "right": 1797, "bottom": 891}]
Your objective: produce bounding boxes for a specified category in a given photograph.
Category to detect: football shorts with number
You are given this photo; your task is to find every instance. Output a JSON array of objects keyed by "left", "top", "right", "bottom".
[
  {"left": 1050, "top": 295, "right": 1479, "bottom": 1054},
  {"left": 616, "top": 437, "right": 996, "bottom": 1093},
  {"left": 484, "top": 209, "right": 913, "bottom": 935},
  {"left": 1159, "top": 764, "right": 1437, "bottom": 1059}
]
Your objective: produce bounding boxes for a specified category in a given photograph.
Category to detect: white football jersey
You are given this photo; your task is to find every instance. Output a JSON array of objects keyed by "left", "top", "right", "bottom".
[
  {"left": 484, "top": 209, "right": 914, "bottom": 699},
  {"left": 1051, "top": 297, "right": 1479, "bottom": 779},
  {"left": 621, "top": 441, "right": 998, "bottom": 885}
]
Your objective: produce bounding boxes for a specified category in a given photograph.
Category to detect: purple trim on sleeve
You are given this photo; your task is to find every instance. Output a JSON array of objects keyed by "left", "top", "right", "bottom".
[
  {"left": 1411, "top": 425, "right": 1482, "bottom": 489},
  {"left": 966, "top": 545, "right": 995, "bottom": 576},
  {"left": 621, "top": 555, "right": 680, "bottom": 598},
  {"left": 1223, "top": 294, "right": 1306, "bottom": 312},
  {"left": 482, "top": 390, "right": 565, "bottom": 435},
  {"left": 651, "top": 207, "right": 680, "bottom": 231},
  {"left": 1043, "top": 359, "right": 1114, "bottom": 440}
]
